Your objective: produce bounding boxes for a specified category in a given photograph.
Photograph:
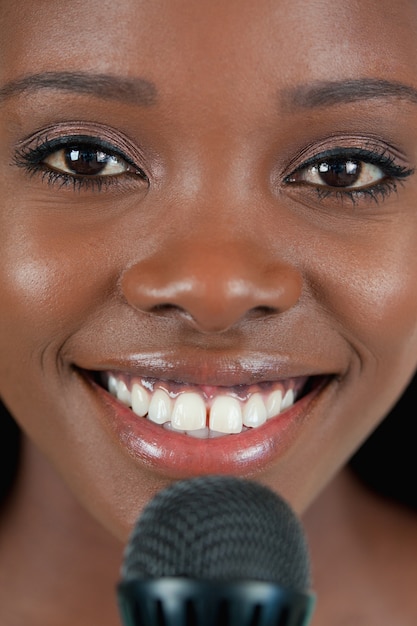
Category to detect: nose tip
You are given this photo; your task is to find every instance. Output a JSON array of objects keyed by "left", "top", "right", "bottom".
[{"left": 121, "top": 250, "right": 302, "bottom": 333}]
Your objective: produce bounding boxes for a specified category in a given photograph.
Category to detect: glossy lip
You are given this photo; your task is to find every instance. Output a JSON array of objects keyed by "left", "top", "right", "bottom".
[
  {"left": 76, "top": 349, "right": 335, "bottom": 387},
  {"left": 81, "top": 367, "right": 334, "bottom": 479}
]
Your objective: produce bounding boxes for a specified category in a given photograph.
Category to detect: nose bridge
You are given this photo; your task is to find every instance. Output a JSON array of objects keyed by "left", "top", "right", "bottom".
[
  {"left": 121, "top": 130, "right": 303, "bottom": 331},
  {"left": 121, "top": 201, "right": 303, "bottom": 332}
]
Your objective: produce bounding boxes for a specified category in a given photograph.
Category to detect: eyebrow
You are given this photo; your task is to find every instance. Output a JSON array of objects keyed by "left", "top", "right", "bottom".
[
  {"left": 2, "top": 73, "right": 416, "bottom": 113},
  {"left": 283, "top": 78, "right": 417, "bottom": 110},
  {"left": 0, "top": 71, "right": 157, "bottom": 106}
]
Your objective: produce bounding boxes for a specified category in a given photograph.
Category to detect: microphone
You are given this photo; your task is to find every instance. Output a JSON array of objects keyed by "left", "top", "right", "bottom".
[{"left": 117, "top": 475, "right": 316, "bottom": 626}]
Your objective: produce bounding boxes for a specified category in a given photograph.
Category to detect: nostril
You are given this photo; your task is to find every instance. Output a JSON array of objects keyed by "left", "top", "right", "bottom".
[
  {"left": 149, "top": 303, "right": 188, "bottom": 317},
  {"left": 248, "top": 305, "right": 280, "bottom": 319},
  {"left": 147, "top": 303, "right": 280, "bottom": 331},
  {"left": 152, "top": 303, "right": 179, "bottom": 313}
]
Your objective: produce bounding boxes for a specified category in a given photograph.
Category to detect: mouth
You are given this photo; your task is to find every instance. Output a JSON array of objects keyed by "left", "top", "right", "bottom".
[
  {"left": 82, "top": 361, "right": 334, "bottom": 478},
  {"left": 97, "top": 371, "right": 313, "bottom": 438}
]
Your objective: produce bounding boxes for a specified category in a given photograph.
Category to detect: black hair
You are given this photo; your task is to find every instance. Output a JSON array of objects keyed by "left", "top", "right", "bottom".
[
  {"left": 0, "top": 400, "right": 21, "bottom": 506},
  {"left": 349, "top": 371, "right": 417, "bottom": 511}
]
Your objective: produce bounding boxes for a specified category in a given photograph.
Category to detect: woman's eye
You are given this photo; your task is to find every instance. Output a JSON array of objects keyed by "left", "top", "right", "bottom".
[
  {"left": 43, "top": 145, "right": 131, "bottom": 177},
  {"left": 288, "top": 157, "right": 384, "bottom": 190}
]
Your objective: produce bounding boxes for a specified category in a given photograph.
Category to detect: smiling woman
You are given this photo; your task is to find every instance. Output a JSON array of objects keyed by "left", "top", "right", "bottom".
[{"left": 0, "top": 0, "right": 417, "bottom": 625}]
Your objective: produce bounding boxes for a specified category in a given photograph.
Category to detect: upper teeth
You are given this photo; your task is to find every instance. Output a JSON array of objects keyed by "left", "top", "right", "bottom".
[{"left": 107, "top": 374, "right": 297, "bottom": 438}]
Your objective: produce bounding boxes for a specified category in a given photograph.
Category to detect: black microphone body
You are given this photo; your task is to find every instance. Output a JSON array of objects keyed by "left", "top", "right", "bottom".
[{"left": 117, "top": 476, "right": 316, "bottom": 626}]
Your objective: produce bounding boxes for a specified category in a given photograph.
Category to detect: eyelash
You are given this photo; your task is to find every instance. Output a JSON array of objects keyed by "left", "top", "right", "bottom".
[
  {"left": 13, "top": 135, "right": 148, "bottom": 192},
  {"left": 284, "top": 147, "right": 414, "bottom": 204},
  {"left": 13, "top": 136, "right": 414, "bottom": 203}
]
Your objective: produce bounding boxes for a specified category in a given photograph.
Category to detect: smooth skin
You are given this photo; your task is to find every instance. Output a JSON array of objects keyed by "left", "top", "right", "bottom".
[{"left": 1, "top": 1, "right": 417, "bottom": 624}]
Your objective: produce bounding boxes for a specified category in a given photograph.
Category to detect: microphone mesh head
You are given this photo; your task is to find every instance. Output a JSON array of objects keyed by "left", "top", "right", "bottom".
[{"left": 121, "top": 475, "right": 311, "bottom": 592}]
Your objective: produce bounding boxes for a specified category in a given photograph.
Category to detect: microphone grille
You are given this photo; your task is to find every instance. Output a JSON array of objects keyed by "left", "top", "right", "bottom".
[{"left": 121, "top": 475, "right": 311, "bottom": 592}]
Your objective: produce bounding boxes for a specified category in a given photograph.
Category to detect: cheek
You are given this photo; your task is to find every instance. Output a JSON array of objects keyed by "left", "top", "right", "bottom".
[
  {"left": 316, "top": 231, "right": 417, "bottom": 373},
  {"left": 0, "top": 221, "right": 111, "bottom": 357},
  {"left": 0, "top": 217, "right": 123, "bottom": 442}
]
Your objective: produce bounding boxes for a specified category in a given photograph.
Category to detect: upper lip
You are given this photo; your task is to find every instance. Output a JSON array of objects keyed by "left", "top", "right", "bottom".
[{"left": 77, "top": 349, "right": 340, "bottom": 387}]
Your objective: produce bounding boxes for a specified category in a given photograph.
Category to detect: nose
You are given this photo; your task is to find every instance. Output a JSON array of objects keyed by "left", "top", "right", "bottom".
[{"left": 121, "top": 237, "right": 302, "bottom": 333}]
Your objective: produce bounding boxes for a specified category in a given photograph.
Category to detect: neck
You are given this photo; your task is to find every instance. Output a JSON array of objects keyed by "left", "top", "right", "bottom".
[
  {"left": 303, "top": 466, "right": 417, "bottom": 625},
  {"left": 0, "top": 437, "right": 123, "bottom": 626}
]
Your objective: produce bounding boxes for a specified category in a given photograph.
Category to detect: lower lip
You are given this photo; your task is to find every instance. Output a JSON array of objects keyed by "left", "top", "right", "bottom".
[{"left": 90, "top": 377, "right": 327, "bottom": 479}]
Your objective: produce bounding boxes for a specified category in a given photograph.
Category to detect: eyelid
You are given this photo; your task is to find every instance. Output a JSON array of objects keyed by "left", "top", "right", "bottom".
[
  {"left": 14, "top": 120, "right": 154, "bottom": 174},
  {"left": 13, "top": 129, "right": 152, "bottom": 193},
  {"left": 13, "top": 136, "right": 151, "bottom": 197},
  {"left": 284, "top": 146, "right": 414, "bottom": 184},
  {"left": 287, "top": 146, "right": 400, "bottom": 175},
  {"left": 21, "top": 134, "right": 142, "bottom": 170},
  {"left": 279, "top": 142, "right": 416, "bottom": 207}
]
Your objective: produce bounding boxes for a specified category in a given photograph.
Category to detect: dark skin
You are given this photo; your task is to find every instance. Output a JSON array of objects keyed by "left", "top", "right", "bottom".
[{"left": 1, "top": 0, "right": 417, "bottom": 623}]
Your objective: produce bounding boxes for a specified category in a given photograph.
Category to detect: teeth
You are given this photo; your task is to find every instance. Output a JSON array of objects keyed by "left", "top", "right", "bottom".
[
  {"left": 282, "top": 389, "right": 295, "bottom": 411},
  {"left": 116, "top": 380, "right": 131, "bottom": 406},
  {"left": 163, "top": 421, "right": 184, "bottom": 434},
  {"left": 186, "top": 426, "right": 210, "bottom": 439},
  {"left": 171, "top": 392, "right": 207, "bottom": 431},
  {"left": 148, "top": 389, "right": 172, "bottom": 424},
  {"left": 108, "top": 374, "right": 118, "bottom": 396},
  {"left": 242, "top": 393, "right": 267, "bottom": 428},
  {"left": 209, "top": 396, "right": 243, "bottom": 434},
  {"left": 266, "top": 389, "right": 283, "bottom": 419},
  {"left": 131, "top": 383, "right": 150, "bottom": 417},
  {"left": 105, "top": 373, "right": 301, "bottom": 436}
]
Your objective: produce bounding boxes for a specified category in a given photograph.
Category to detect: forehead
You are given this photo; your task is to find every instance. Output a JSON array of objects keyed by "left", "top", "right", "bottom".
[{"left": 1, "top": 0, "right": 417, "bottom": 91}]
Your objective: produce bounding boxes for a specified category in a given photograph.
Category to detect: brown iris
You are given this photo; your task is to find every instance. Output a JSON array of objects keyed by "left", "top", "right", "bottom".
[
  {"left": 316, "top": 158, "right": 361, "bottom": 187},
  {"left": 64, "top": 147, "right": 115, "bottom": 176}
]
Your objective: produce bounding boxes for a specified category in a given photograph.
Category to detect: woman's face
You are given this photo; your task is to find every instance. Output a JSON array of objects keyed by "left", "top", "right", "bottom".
[{"left": 1, "top": 0, "right": 417, "bottom": 540}]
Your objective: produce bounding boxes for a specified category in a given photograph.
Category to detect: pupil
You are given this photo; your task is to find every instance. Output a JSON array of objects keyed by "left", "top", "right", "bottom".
[
  {"left": 65, "top": 147, "right": 110, "bottom": 175},
  {"left": 318, "top": 159, "right": 361, "bottom": 187}
]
